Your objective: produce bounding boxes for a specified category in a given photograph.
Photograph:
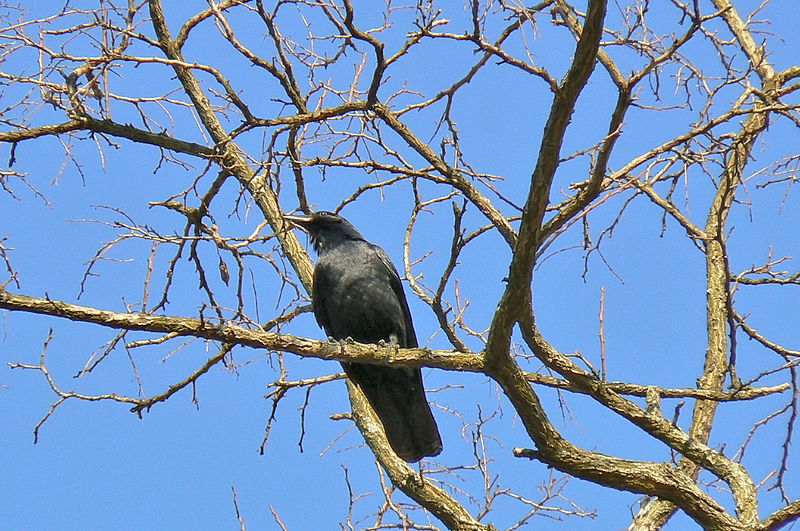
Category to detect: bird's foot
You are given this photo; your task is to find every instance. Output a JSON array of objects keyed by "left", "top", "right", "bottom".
[
  {"left": 376, "top": 338, "right": 398, "bottom": 361},
  {"left": 334, "top": 337, "right": 355, "bottom": 358},
  {"left": 404, "top": 463, "right": 425, "bottom": 486}
]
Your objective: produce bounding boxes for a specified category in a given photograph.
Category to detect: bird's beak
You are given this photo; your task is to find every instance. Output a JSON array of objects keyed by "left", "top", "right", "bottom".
[{"left": 283, "top": 214, "right": 313, "bottom": 231}]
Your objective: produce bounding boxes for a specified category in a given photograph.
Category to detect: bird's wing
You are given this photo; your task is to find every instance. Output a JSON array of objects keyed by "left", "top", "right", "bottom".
[
  {"left": 311, "top": 263, "right": 334, "bottom": 337},
  {"left": 371, "top": 243, "right": 418, "bottom": 348}
]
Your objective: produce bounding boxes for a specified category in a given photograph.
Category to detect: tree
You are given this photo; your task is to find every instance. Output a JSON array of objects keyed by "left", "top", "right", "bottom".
[{"left": 2, "top": 0, "right": 799, "bottom": 529}]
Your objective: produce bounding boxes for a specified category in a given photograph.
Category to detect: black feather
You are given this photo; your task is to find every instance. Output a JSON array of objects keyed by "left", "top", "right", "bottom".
[{"left": 286, "top": 211, "right": 442, "bottom": 462}]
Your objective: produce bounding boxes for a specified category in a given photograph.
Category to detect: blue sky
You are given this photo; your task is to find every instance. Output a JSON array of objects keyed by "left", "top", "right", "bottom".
[{"left": 2, "top": 1, "right": 799, "bottom": 529}]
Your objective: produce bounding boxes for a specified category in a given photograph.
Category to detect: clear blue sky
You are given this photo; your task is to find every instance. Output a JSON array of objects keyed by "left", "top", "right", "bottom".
[{"left": 2, "top": 1, "right": 799, "bottom": 529}]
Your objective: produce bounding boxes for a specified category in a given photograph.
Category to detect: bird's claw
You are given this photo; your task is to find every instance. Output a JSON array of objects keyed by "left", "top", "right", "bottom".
[{"left": 332, "top": 337, "right": 356, "bottom": 357}]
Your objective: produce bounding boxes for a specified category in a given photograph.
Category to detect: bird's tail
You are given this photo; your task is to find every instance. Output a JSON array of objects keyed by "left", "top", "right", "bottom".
[{"left": 343, "top": 363, "right": 442, "bottom": 462}]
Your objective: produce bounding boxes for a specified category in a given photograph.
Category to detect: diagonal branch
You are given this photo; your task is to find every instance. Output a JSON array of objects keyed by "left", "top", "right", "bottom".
[
  {"left": 346, "top": 380, "right": 493, "bottom": 530},
  {"left": 372, "top": 103, "right": 517, "bottom": 246},
  {"left": 485, "top": 0, "right": 608, "bottom": 363},
  {"left": 147, "top": 0, "right": 313, "bottom": 290},
  {"left": 0, "top": 117, "right": 214, "bottom": 157}
]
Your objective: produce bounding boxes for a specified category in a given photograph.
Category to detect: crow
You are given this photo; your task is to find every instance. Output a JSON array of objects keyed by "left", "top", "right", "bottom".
[{"left": 285, "top": 211, "right": 442, "bottom": 462}]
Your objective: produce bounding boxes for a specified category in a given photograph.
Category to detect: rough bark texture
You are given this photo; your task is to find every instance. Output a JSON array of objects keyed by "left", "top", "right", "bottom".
[{"left": 2, "top": 0, "right": 800, "bottom": 528}]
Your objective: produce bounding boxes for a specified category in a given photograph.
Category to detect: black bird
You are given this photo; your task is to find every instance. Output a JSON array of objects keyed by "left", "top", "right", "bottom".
[{"left": 285, "top": 211, "right": 442, "bottom": 462}]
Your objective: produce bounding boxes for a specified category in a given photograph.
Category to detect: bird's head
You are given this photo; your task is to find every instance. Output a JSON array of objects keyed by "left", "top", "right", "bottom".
[{"left": 284, "top": 211, "right": 364, "bottom": 254}]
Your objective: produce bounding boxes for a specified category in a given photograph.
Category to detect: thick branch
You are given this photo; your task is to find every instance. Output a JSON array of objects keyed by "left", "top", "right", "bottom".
[
  {"left": 485, "top": 0, "right": 607, "bottom": 363},
  {"left": 0, "top": 289, "right": 483, "bottom": 371},
  {"left": 710, "top": 0, "right": 775, "bottom": 82},
  {"left": 4, "top": 283, "right": 789, "bottom": 404},
  {"left": 0, "top": 117, "right": 214, "bottom": 157},
  {"left": 519, "top": 313, "right": 757, "bottom": 519},
  {"left": 486, "top": 349, "right": 741, "bottom": 530},
  {"left": 346, "top": 381, "right": 493, "bottom": 530},
  {"left": 147, "top": 0, "right": 313, "bottom": 290},
  {"left": 635, "top": 4, "right": 777, "bottom": 526}
]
